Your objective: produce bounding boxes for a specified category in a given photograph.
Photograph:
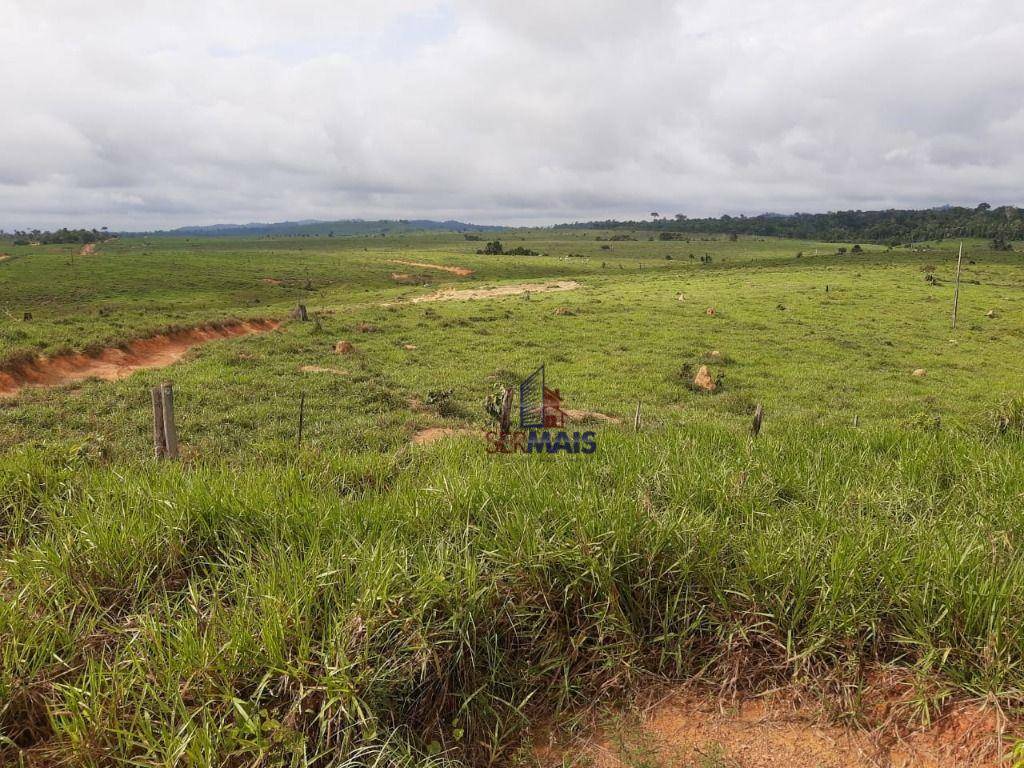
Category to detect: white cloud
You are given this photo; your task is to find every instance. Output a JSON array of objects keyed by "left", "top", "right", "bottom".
[{"left": 1, "top": 0, "right": 1022, "bottom": 229}]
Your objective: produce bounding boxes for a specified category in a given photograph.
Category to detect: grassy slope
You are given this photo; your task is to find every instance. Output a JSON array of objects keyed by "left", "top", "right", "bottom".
[
  {"left": 1, "top": 231, "right": 1023, "bottom": 765},
  {"left": 2, "top": 233, "right": 1022, "bottom": 457}
]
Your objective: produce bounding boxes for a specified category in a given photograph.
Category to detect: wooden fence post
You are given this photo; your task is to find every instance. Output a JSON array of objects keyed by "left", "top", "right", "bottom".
[
  {"left": 633, "top": 400, "right": 641, "bottom": 431},
  {"left": 294, "top": 304, "right": 308, "bottom": 322},
  {"left": 952, "top": 241, "right": 964, "bottom": 329},
  {"left": 161, "top": 382, "right": 179, "bottom": 459},
  {"left": 151, "top": 386, "right": 166, "bottom": 459},
  {"left": 751, "top": 403, "right": 764, "bottom": 437}
]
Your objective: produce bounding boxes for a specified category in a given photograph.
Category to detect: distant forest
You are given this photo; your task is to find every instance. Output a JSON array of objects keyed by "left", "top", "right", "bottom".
[
  {"left": 559, "top": 204, "right": 1022, "bottom": 247},
  {"left": 3, "top": 228, "right": 109, "bottom": 245}
]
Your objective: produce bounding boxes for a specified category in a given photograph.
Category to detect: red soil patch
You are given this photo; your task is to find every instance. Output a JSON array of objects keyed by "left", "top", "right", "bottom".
[
  {"left": 535, "top": 686, "right": 1011, "bottom": 768},
  {"left": 0, "top": 320, "right": 279, "bottom": 397},
  {"left": 388, "top": 259, "right": 473, "bottom": 276}
]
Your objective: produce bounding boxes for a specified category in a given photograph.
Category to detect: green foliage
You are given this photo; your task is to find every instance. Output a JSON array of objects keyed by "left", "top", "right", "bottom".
[
  {"left": 562, "top": 205, "right": 1024, "bottom": 245},
  {"left": 476, "top": 240, "right": 539, "bottom": 256},
  {"left": 8, "top": 227, "right": 106, "bottom": 245}
]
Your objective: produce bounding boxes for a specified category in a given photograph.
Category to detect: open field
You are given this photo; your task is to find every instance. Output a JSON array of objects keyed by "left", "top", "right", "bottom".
[{"left": 2, "top": 230, "right": 1024, "bottom": 765}]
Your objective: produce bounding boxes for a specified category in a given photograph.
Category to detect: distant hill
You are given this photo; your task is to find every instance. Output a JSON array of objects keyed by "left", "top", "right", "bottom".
[{"left": 131, "top": 219, "right": 507, "bottom": 238}]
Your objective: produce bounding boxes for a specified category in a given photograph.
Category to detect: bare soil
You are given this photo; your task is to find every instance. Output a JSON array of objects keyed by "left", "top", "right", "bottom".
[
  {"left": 79, "top": 243, "right": 97, "bottom": 256},
  {"left": 563, "top": 408, "right": 621, "bottom": 424},
  {"left": 411, "top": 426, "right": 476, "bottom": 445},
  {"left": 0, "top": 320, "right": 279, "bottom": 396},
  {"left": 388, "top": 259, "right": 474, "bottom": 276},
  {"left": 533, "top": 685, "right": 1011, "bottom": 768},
  {"left": 394, "top": 280, "right": 580, "bottom": 304}
]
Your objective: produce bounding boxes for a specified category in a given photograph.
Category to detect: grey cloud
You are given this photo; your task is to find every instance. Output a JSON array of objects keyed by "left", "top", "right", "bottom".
[{"left": 1, "top": 0, "right": 1022, "bottom": 230}]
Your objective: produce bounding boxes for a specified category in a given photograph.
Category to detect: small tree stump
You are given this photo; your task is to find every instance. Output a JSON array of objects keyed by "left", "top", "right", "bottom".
[
  {"left": 499, "top": 387, "right": 514, "bottom": 437},
  {"left": 293, "top": 304, "right": 308, "bottom": 321}
]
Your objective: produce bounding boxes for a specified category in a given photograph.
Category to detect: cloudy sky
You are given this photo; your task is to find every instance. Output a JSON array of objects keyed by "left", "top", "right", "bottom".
[{"left": 2, "top": 1, "right": 1023, "bottom": 230}]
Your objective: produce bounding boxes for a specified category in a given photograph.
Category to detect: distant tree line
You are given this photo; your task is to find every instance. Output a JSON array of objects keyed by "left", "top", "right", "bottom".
[
  {"left": 557, "top": 204, "right": 1022, "bottom": 247},
  {"left": 5, "top": 228, "right": 108, "bottom": 246}
]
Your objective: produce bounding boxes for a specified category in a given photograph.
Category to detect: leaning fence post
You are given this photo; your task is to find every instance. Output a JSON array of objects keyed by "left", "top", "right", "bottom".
[
  {"left": 633, "top": 400, "right": 642, "bottom": 432},
  {"left": 951, "top": 241, "right": 964, "bottom": 329},
  {"left": 161, "top": 382, "right": 179, "bottom": 459},
  {"left": 151, "top": 386, "right": 166, "bottom": 459},
  {"left": 751, "top": 403, "right": 764, "bottom": 437}
]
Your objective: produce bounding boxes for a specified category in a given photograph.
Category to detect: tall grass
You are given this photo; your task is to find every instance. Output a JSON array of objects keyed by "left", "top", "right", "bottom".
[{"left": 2, "top": 422, "right": 1024, "bottom": 765}]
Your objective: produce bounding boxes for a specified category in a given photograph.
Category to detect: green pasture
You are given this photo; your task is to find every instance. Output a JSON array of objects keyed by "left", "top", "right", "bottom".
[
  {"left": 1, "top": 230, "right": 1023, "bottom": 765},
  {"left": 1, "top": 232, "right": 1020, "bottom": 460}
]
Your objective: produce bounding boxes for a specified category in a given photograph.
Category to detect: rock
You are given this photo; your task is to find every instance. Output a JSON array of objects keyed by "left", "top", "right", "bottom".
[
  {"left": 912, "top": 368, "right": 926, "bottom": 377},
  {"left": 693, "top": 365, "right": 716, "bottom": 392},
  {"left": 986, "top": 309, "right": 997, "bottom": 318},
  {"left": 676, "top": 292, "right": 685, "bottom": 302},
  {"left": 402, "top": 344, "right": 417, "bottom": 350},
  {"left": 553, "top": 307, "right": 575, "bottom": 316},
  {"left": 706, "top": 307, "right": 716, "bottom": 316},
  {"left": 334, "top": 340, "right": 355, "bottom": 355},
  {"left": 709, "top": 350, "right": 722, "bottom": 359}
]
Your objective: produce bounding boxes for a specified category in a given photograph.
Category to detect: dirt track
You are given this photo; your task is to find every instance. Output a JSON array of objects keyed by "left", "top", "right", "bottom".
[
  {"left": 388, "top": 259, "right": 473, "bottom": 276},
  {"left": 394, "top": 280, "right": 580, "bottom": 304},
  {"left": 0, "top": 320, "right": 279, "bottom": 396}
]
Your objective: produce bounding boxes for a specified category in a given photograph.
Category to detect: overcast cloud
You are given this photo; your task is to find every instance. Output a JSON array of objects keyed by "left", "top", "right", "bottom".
[{"left": 2, "top": 0, "right": 1023, "bottom": 230}]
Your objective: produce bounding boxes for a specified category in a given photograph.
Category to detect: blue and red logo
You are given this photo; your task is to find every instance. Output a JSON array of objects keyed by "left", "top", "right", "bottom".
[{"left": 486, "top": 365, "right": 597, "bottom": 454}]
